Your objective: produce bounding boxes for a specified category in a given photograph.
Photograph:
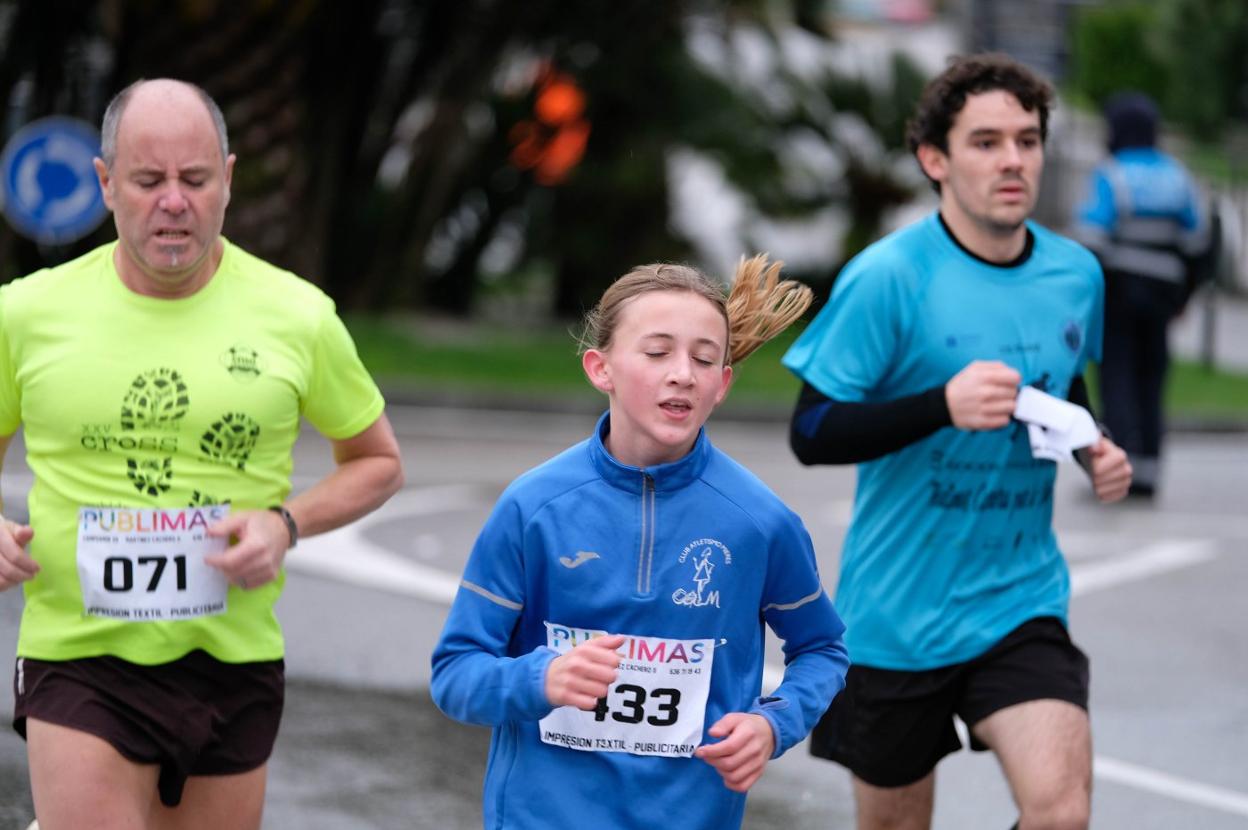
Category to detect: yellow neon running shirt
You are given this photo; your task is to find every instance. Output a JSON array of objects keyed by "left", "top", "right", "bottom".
[{"left": 0, "top": 239, "right": 385, "bottom": 663}]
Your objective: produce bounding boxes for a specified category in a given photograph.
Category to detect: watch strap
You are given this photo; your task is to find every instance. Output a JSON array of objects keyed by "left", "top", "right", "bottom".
[{"left": 268, "top": 505, "right": 298, "bottom": 549}]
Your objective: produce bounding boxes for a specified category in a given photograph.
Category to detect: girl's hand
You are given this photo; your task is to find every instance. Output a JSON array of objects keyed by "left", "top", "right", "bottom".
[
  {"left": 544, "top": 633, "right": 626, "bottom": 710},
  {"left": 695, "top": 712, "right": 776, "bottom": 792}
]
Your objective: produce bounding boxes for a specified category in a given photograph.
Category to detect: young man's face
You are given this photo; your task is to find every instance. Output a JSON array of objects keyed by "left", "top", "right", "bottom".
[{"left": 919, "top": 89, "right": 1044, "bottom": 238}]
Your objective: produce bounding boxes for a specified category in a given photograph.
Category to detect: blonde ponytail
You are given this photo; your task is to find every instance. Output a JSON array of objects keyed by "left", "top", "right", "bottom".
[{"left": 725, "top": 254, "right": 812, "bottom": 365}]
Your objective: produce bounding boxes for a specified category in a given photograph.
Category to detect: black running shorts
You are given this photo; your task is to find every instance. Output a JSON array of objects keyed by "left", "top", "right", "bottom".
[
  {"left": 13, "top": 649, "right": 284, "bottom": 807},
  {"left": 809, "top": 616, "right": 1089, "bottom": 788}
]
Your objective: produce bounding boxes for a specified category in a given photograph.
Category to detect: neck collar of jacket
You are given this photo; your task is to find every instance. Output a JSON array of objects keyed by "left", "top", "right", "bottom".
[{"left": 589, "top": 411, "right": 710, "bottom": 493}]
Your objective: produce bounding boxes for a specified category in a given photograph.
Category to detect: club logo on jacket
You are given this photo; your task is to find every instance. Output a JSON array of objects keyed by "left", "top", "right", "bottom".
[{"left": 672, "top": 538, "right": 732, "bottom": 609}]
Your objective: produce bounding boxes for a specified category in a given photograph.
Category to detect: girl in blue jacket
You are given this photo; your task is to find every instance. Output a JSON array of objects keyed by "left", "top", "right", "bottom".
[{"left": 432, "top": 256, "right": 849, "bottom": 829}]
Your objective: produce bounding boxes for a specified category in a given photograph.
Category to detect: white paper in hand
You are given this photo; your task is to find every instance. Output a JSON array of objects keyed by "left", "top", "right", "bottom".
[{"left": 1013, "top": 386, "right": 1100, "bottom": 462}]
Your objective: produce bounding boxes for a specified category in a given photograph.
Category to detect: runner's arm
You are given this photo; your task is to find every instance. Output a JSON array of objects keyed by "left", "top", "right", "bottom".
[
  {"left": 1067, "top": 376, "right": 1103, "bottom": 477},
  {"left": 1066, "top": 375, "right": 1132, "bottom": 497},
  {"left": 1067, "top": 374, "right": 1092, "bottom": 414},
  {"left": 431, "top": 497, "right": 557, "bottom": 726},
  {"left": 432, "top": 590, "right": 557, "bottom": 726},
  {"left": 751, "top": 515, "right": 849, "bottom": 758},
  {"left": 791, "top": 372, "right": 1097, "bottom": 466},
  {"left": 789, "top": 381, "right": 951, "bottom": 464},
  {"left": 0, "top": 432, "right": 38, "bottom": 591},
  {"left": 284, "top": 412, "right": 404, "bottom": 539},
  {"left": 0, "top": 432, "right": 8, "bottom": 515},
  {"left": 205, "top": 413, "right": 403, "bottom": 587},
  {"left": 757, "top": 592, "right": 848, "bottom": 757}
]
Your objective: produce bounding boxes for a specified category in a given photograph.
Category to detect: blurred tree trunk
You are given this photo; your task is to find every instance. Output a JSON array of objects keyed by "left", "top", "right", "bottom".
[{"left": 355, "top": 0, "right": 527, "bottom": 312}]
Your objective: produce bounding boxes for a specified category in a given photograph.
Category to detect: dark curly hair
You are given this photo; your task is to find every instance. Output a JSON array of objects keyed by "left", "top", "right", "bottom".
[{"left": 905, "top": 53, "right": 1054, "bottom": 188}]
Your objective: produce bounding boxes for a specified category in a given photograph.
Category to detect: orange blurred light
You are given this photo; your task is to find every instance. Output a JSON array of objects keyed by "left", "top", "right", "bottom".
[
  {"left": 535, "top": 76, "right": 586, "bottom": 125},
  {"left": 535, "top": 121, "right": 591, "bottom": 185}
]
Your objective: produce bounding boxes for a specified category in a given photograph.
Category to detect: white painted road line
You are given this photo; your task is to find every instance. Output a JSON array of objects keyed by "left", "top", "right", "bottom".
[
  {"left": 1070, "top": 539, "right": 1219, "bottom": 597},
  {"left": 1094, "top": 756, "right": 1248, "bottom": 818},
  {"left": 763, "top": 540, "right": 1222, "bottom": 696},
  {"left": 288, "top": 484, "right": 480, "bottom": 605}
]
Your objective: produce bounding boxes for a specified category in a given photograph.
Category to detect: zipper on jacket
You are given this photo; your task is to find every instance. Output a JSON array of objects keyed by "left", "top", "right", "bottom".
[{"left": 636, "top": 473, "right": 656, "bottom": 595}]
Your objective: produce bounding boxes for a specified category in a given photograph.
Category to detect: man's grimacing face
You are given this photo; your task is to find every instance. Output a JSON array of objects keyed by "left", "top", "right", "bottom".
[{"left": 95, "top": 81, "right": 235, "bottom": 295}]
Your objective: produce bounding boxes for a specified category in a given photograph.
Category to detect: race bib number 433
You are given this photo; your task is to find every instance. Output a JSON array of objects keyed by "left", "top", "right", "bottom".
[
  {"left": 538, "top": 622, "right": 715, "bottom": 758},
  {"left": 76, "top": 505, "right": 230, "bottom": 621}
]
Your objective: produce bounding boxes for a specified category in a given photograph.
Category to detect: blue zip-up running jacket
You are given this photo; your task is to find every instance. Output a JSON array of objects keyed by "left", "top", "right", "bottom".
[{"left": 432, "top": 413, "right": 848, "bottom": 829}]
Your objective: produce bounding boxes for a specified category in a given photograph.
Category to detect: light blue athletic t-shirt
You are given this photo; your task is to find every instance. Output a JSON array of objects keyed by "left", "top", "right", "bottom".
[{"left": 783, "top": 213, "right": 1103, "bottom": 670}]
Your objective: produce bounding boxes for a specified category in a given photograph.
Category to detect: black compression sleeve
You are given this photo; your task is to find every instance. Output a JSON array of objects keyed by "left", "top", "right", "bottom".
[
  {"left": 790, "top": 375, "right": 1096, "bottom": 467},
  {"left": 789, "top": 381, "right": 952, "bottom": 465},
  {"left": 1067, "top": 374, "right": 1093, "bottom": 415}
]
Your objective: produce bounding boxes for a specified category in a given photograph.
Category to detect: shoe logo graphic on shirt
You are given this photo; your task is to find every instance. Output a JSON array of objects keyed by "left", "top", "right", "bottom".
[
  {"left": 200, "top": 412, "right": 261, "bottom": 470},
  {"left": 127, "top": 456, "right": 173, "bottom": 497},
  {"left": 672, "top": 538, "right": 732, "bottom": 609},
  {"left": 120, "top": 368, "right": 189, "bottom": 431},
  {"left": 189, "top": 490, "right": 230, "bottom": 508},
  {"left": 559, "top": 551, "right": 600, "bottom": 569}
]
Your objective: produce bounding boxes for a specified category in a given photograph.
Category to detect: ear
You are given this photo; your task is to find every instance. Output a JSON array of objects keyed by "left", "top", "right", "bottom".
[
  {"left": 93, "top": 158, "right": 115, "bottom": 212},
  {"left": 223, "top": 153, "right": 236, "bottom": 208},
  {"left": 915, "top": 143, "right": 948, "bottom": 185},
  {"left": 711, "top": 364, "right": 734, "bottom": 408},
  {"left": 582, "top": 349, "right": 614, "bottom": 394}
]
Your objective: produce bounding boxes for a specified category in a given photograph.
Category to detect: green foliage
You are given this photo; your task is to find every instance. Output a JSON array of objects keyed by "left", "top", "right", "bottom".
[
  {"left": 1085, "top": 360, "right": 1248, "bottom": 420},
  {"left": 813, "top": 51, "right": 925, "bottom": 261},
  {"left": 1070, "top": 3, "right": 1167, "bottom": 108},
  {"left": 1165, "top": 363, "right": 1248, "bottom": 418},
  {"left": 1071, "top": 0, "right": 1248, "bottom": 138},
  {"left": 347, "top": 315, "right": 805, "bottom": 406},
  {"left": 1152, "top": 0, "right": 1248, "bottom": 137},
  {"left": 350, "top": 315, "right": 1248, "bottom": 421},
  {"left": 345, "top": 315, "right": 592, "bottom": 397},
  {"left": 822, "top": 51, "right": 926, "bottom": 152}
]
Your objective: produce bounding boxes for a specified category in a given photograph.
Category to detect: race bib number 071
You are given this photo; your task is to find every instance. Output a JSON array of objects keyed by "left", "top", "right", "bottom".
[
  {"left": 76, "top": 505, "right": 230, "bottom": 621},
  {"left": 538, "top": 622, "right": 715, "bottom": 758}
]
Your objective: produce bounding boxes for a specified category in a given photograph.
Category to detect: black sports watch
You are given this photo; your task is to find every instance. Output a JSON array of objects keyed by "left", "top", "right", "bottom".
[{"left": 269, "top": 505, "right": 298, "bottom": 549}]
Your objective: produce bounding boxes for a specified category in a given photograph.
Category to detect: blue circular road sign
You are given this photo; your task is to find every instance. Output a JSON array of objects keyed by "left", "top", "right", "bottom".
[{"left": 0, "top": 116, "right": 110, "bottom": 245}]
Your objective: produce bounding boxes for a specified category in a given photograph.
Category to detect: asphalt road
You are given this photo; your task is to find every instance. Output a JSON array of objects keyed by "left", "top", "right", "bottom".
[{"left": 2, "top": 404, "right": 1246, "bottom": 829}]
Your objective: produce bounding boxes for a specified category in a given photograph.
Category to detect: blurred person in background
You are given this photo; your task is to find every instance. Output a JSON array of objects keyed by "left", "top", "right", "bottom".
[
  {"left": 784, "top": 54, "right": 1132, "bottom": 830},
  {"left": 1074, "top": 91, "right": 1212, "bottom": 498}
]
